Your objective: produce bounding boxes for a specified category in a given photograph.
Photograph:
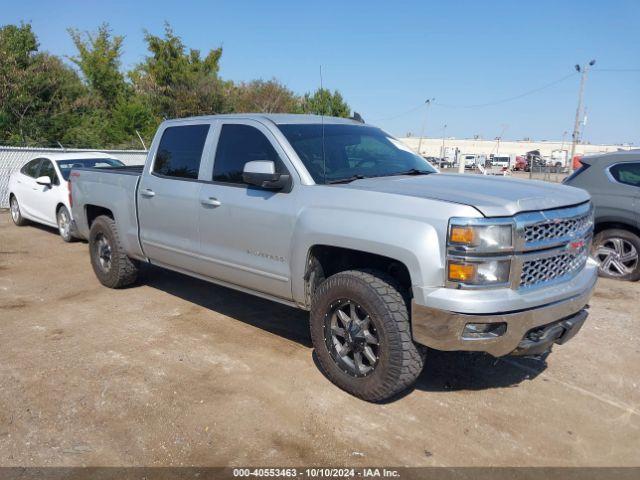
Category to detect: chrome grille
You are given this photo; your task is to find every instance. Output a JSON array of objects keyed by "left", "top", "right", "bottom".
[
  {"left": 523, "top": 212, "right": 592, "bottom": 246},
  {"left": 520, "top": 246, "right": 588, "bottom": 288}
]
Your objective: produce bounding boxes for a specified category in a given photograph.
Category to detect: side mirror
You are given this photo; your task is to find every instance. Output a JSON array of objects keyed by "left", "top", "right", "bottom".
[
  {"left": 242, "top": 161, "right": 291, "bottom": 191},
  {"left": 36, "top": 176, "right": 52, "bottom": 186}
]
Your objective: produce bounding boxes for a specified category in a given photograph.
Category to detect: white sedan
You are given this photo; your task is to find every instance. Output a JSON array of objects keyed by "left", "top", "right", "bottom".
[{"left": 8, "top": 153, "right": 125, "bottom": 241}]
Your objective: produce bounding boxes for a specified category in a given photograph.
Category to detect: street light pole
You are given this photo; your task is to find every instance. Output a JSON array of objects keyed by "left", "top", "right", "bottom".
[
  {"left": 441, "top": 124, "right": 447, "bottom": 161},
  {"left": 569, "top": 60, "right": 595, "bottom": 173},
  {"left": 417, "top": 98, "right": 435, "bottom": 156}
]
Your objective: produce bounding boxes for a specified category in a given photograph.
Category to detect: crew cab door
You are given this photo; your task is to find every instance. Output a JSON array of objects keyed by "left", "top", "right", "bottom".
[
  {"left": 137, "top": 122, "right": 213, "bottom": 272},
  {"left": 195, "top": 120, "right": 297, "bottom": 300}
]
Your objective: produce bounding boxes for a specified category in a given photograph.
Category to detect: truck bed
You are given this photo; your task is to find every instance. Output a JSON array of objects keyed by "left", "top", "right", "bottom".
[{"left": 70, "top": 165, "right": 144, "bottom": 258}]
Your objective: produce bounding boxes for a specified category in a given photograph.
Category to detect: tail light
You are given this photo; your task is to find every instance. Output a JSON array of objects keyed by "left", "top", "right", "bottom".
[{"left": 68, "top": 171, "right": 80, "bottom": 207}]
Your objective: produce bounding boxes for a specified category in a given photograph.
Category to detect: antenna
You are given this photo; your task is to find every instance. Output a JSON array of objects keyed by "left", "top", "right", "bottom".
[
  {"left": 56, "top": 141, "right": 66, "bottom": 152},
  {"left": 320, "top": 65, "right": 326, "bottom": 184}
]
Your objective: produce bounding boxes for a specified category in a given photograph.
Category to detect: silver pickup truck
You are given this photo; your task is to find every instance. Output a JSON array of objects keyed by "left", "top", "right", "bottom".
[{"left": 70, "top": 114, "right": 598, "bottom": 402}]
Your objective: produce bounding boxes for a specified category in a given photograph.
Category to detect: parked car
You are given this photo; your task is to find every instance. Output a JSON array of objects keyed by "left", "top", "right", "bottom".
[
  {"left": 70, "top": 114, "right": 597, "bottom": 402},
  {"left": 491, "top": 155, "right": 512, "bottom": 169},
  {"left": 8, "top": 153, "right": 125, "bottom": 241},
  {"left": 563, "top": 150, "right": 640, "bottom": 281}
]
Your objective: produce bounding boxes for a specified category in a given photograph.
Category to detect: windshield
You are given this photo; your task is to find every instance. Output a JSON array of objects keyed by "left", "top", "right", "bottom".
[
  {"left": 56, "top": 158, "right": 124, "bottom": 181},
  {"left": 278, "top": 124, "right": 437, "bottom": 184}
]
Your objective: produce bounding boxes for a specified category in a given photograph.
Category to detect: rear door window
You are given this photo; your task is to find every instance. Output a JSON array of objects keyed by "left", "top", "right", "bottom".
[
  {"left": 610, "top": 162, "right": 640, "bottom": 187},
  {"left": 153, "top": 124, "right": 210, "bottom": 179}
]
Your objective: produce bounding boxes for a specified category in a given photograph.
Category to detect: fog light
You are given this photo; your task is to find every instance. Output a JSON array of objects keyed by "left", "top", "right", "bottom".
[
  {"left": 462, "top": 322, "right": 507, "bottom": 340},
  {"left": 448, "top": 263, "right": 477, "bottom": 282}
]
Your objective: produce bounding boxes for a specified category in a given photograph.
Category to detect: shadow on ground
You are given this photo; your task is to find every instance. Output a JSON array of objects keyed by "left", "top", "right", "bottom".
[
  {"left": 142, "top": 264, "right": 547, "bottom": 398},
  {"left": 142, "top": 264, "right": 312, "bottom": 347}
]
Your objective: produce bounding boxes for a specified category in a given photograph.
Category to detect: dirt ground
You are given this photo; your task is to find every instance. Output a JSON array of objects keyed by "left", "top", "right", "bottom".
[{"left": 0, "top": 211, "right": 638, "bottom": 467}]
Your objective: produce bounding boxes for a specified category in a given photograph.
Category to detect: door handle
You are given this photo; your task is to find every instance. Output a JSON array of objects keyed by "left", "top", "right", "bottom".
[
  {"left": 140, "top": 188, "right": 155, "bottom": 198},
  {"left": 200, "top": 197, "right": 222, "bottom": 207}
]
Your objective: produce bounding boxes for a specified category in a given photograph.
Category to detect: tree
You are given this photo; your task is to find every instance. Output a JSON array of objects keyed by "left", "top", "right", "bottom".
[
  {"left": 131, "top": 23, "right": 226, "bottom": 119},
  {"left": 300, "top": 88, "right": 350, "bottom": 117},
  {"left": 0, "top": 23, "right": 83, "bottom": 145},
  {"left": 231, "top": 79, "right": 301, "bottom": 113},
  {"left": 67, "top": 23, "right": 127, "bottom": 105}
]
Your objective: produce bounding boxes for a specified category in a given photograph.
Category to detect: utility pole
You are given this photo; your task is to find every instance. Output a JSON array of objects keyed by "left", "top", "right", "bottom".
[
  {"left": 417, "top": 98, "right": 435, "bottom": 156},
  {"left": 569, "top": 60, "right": 595, "bottom": 173},
  {"left": 440, "top": 124, "right": 447, "bottom": 161}
]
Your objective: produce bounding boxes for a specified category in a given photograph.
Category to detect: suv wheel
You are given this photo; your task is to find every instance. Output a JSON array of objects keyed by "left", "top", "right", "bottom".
[
  {"left": 89, "top": 215, "right": 139, "bottom": 288},
  {"left": 9, "top": 195, "right": 28, "bottom": 226},
  {"left": 592, "top": 229, "right": 640, "bottom": 281},
  {"left": 310, "top": 269, "right": 425, "bottom": 402},
  {"left": 56, "top": 205, "right": 75, "bottom": 242}
]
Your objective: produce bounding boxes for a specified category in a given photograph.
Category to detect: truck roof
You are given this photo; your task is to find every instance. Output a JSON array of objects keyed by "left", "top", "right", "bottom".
[{"left": 169, "top": 113, "right": 364, "bottom": 126}]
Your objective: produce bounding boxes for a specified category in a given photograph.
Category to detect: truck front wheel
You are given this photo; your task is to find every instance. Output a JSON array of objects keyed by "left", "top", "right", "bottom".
[
  {"left": 89, "top": 215, "right": 139, "bottom": 288},
  {"left": 310, "top": 269, "right": 425, "bottom": 402}
]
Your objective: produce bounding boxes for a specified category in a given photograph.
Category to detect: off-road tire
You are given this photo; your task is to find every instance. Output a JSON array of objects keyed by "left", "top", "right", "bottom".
[
  {"left": 592, "top": 229, "right": 640, "bottom": 281},
  {"left": 9, "top": 195, "right": 28, "bottom": 226},
  {"left": 310, "top": 269, "right": 425, "bottom": 402},
  {"left": 89, "top": 215, "right": 139, "bottom": 288}
]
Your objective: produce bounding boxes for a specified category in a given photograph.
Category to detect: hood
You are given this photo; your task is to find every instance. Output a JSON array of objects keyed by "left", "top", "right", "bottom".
[{"left": 338, "top": 173, "right": 590, "bottom": 217}]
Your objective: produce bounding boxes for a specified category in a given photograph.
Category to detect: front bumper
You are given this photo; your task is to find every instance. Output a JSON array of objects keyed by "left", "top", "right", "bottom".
[{"left": 411, "top": 262, "right": 598, "bottom": 357}]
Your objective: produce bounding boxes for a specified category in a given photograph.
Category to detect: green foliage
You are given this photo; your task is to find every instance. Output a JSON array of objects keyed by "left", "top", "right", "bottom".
[
  {"left": 0, "top": 21, "right": 352, "bottom": 149},
  {"left": 301, "top": 88, "right": 351, "bottom": 117},
  {"left": 67, "top": 23, "right": 127, "bottom": 105},
  {"left": 131, "top": 23, "right": 226, "bottom": 120},
  {"left": 231, "top": 79, "right": 301, "bottom": 113},
  {"left": 0, "top": 23, "right": 84, "bottom": 145}
]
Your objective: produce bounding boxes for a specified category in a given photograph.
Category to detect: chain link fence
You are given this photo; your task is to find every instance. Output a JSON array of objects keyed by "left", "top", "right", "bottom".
[
  {"left": 517, "top": 165, "right": 569, "bottom": 184},
  {"left": 0, "top": 146, "right": 147, "bottom": 208}
]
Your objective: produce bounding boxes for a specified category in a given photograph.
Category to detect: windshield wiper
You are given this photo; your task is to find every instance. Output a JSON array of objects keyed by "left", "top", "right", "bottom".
[
  {"left": 327, "top": 175, "right": 367, "bottom": 184},
  {"left": 388, "top": 168, "right": 433, "bottom": 177}
]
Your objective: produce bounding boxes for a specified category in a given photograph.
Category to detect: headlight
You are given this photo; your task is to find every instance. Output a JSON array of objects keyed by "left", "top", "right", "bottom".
[
  {"left": 447, "top": 258, "right": 511, "bottom": 286},
  {"left": 446, "top": 218, "right": 514, "bottom": 288},
  {"left": 448, "top": 222, "right": 513, "bottom": 251}
]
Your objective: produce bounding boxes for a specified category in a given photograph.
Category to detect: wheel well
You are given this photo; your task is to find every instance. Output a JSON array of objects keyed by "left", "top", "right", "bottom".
[
  {"left": 304, "top": 245, "right": 412, "bottom": 307},
  {"left": 85, "top": 205, "right": 114, "bottom": 228},
  {"left": 594, "top": 221, "right": 640, "bottom": 238},
  {"left": 55, "top": 203, "right": 66, "bottom": 215}
]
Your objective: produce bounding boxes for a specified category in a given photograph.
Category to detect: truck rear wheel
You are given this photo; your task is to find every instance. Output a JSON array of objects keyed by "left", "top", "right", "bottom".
[
  {"left": 89, "top": 215, "right": 139, "bottom": 288},
  {"left": 310, "top": 269, "right": 425, "bottom": 402}
]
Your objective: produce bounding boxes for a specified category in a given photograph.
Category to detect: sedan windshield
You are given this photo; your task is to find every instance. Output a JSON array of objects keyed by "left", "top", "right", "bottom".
[
  {"left": 278, "top": 124, "right": 437, "bottom": 184},
  {"left": 56, "top": 158, "right": 124, "bottom": 181}
]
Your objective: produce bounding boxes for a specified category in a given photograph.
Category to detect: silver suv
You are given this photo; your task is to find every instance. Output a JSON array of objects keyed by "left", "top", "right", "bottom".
[{"left": 69, "top": 114, "right": 598, "bottom": 401}]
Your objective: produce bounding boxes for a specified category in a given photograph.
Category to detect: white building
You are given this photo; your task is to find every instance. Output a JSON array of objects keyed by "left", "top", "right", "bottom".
[{"left": 400, "top": 136, "right": 633, "bottom": 162}]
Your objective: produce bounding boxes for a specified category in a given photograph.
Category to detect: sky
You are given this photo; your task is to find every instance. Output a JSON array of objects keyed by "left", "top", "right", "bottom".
[{"left": 3, "top": 0, "right": 639, "bottom": 145}]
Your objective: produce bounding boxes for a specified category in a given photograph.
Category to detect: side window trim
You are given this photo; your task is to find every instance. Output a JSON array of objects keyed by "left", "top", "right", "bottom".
[
  {"left": 150, "top": 123, "right": 212, "bottom": 181},
  {"left": 207, "top": 120, "right": 292, "bottom": 187}
]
